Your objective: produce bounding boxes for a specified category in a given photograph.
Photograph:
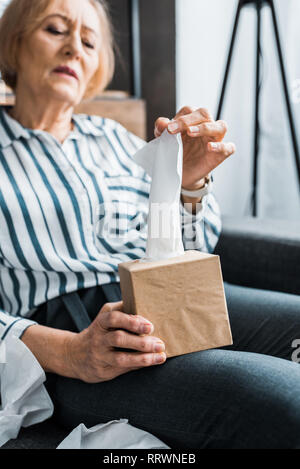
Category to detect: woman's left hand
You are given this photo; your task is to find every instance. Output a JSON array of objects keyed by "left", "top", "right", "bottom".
[{"left": 154, "top": 106, "right": 236, "bottom": 190}]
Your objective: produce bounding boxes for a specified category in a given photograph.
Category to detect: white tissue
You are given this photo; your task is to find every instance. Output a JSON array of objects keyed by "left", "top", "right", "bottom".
[
  {"left": 0, "top": 335, "right": 53, "bottom": 447},
  {"left": 0, "top": 337, "right": 169, "bottom": 449},
  {"left": 134, "top": 130, "right": 184, "bottom": 261},
  {"left": 57, "top": 419, "right": 169, "bottom": 449}
]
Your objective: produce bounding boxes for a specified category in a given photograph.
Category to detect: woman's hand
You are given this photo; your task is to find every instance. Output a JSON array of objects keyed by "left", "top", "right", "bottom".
[
  {"left": 154, "top": 106, "right": 236, "bottom": 190},
  {"left": 67, "top": 301, "right": 166, "bottom": 383}
]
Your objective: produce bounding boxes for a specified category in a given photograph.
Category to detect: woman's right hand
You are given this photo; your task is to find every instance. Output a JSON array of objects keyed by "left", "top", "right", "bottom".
[{"left": 66, "top": 301, "right": 167, "bottom": 383}]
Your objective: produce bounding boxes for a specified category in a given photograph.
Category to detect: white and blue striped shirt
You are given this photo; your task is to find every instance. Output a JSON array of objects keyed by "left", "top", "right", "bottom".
[{"left": 0, "top": 105, "right": 222, "bottom": 341}]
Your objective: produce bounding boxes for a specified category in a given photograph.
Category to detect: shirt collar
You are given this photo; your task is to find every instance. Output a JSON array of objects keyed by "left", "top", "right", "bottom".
[
  {"left": 0, "top": 106, "right": 104, "bottom": 149},
  {"left": 0, "top": 106, "right": 31, "bottom": 148},
  {"left": 71, "top": 113, "right": 104, "bottom": 139}
]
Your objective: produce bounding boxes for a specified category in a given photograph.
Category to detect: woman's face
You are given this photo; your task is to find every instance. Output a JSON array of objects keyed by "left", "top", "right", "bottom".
[{"left": 16, "top": 0, "right": 101, "bottom": 105}]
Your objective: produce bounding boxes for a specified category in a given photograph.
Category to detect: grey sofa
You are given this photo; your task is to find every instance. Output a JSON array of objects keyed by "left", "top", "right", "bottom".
[
  {"left": 214, "top": 216, "right": 300, "bottom": 296},
  {"left": 3, "top": 216, "right": 300, "bottom": 449}
]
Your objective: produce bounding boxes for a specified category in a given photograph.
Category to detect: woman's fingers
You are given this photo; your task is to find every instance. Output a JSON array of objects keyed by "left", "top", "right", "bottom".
[
  {"left": 98, "top": 303, "right": 154, "bottom": 335},
  {"left": 106, "top": 329, "right": 165, "bottom": 353},
  {"left": 168, "top": 107, "right": 214, "bottom": 134},
  {"left": 154, "top": 107, "right": 197, "bottom": 137},
  {"left": 187, "top": 120, "right": 228, "bottom": 139},
  {"left": 154, "top": 117, "right": 170, "bottom": 138},
  {"left": 207, "top": 141, "right": 236, "bottom": 158},
  {"left": 100, "top": 301, "right": 123, "bottom": 314},
  {"left": 154, "top": 107, "right": 217, "bottom": 138},
  {"left": 107, "top": 349, "right": 167, "bottom": 369},
  {"left": 173, "top": 105, "right": 197, "bottom": 119}
]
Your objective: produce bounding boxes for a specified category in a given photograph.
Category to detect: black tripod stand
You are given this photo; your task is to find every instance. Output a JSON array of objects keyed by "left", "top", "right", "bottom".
[{"left": 217, "top": 0, "right": 300, "bottom": 216}]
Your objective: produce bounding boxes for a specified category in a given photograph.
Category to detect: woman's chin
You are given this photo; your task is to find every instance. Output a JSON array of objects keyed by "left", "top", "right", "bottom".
[{"left": 46, "top": 83, "right": 82, "bottom": 106}]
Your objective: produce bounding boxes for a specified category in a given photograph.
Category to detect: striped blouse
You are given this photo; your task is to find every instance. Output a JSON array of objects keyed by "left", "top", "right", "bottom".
[{"left": 0, "top": 105, "right": 222, "bottom": 341}]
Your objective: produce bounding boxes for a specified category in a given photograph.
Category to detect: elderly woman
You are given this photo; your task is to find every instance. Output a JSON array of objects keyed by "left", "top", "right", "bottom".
[{"left": 0, "top": 0, "right": 300, "bottom": 449}]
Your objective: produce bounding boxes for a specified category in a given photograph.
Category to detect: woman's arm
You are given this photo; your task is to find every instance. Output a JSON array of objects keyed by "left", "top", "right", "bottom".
[
  {"left": 21, "top": 301, "right": 166, "bottom": 383},
  {"left": 0, "top": 309, "right": 74, "bottom": 376},
  {"left": 21, "top": 324, "right": 77, "bottom": 377},
  {"left": 180, "top": 192, "right": 222, "bottom": 253}
]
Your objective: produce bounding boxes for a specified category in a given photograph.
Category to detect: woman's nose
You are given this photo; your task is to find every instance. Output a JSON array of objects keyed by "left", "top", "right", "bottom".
[{"left": 62, "top": 33, "right": 82, "bottom": 59}]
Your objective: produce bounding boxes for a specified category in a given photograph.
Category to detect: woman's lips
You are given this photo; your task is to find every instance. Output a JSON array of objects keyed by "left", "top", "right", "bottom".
[
  {"left": 53, "top": 70, "right": 77, "bottom": 80},
  {"left": 52, "top": 66, "right": 78, "bottom": 80}
]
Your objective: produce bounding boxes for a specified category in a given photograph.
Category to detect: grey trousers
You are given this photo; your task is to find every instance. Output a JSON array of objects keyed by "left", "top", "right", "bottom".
[{"left": 33, "top": 282, "right": 300, "bottom": 449}]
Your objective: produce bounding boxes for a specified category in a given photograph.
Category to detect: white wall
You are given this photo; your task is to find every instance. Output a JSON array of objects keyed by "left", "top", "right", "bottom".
[
  {"left": 176, "top": 0, "right": 300, "bottom": 220},
  {"left": 0, "top": 0, "right": 9, "bottom": 16}
]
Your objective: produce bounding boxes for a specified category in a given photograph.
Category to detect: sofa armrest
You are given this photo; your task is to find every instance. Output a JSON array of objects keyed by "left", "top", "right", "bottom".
[{"left": 214, "top": 216, "right": 300, "bottom": 295}]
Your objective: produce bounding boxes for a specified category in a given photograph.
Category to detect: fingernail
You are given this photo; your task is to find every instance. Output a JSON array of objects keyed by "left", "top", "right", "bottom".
[
  {"left": 155, "top": 353, "right": 166, "bottom": 364},
  {"left": 189, "top": 126, "right": 199, "bottom": 133},
  {"left": 154, "top": 342, "right": 165, "bottom": 352},
  {"left": 210, "top": 142, "right": 219, "bottom": 151},
  {"left": 141, "top": 323, "right": 153, "bottom": 334},
  {"left": 168, "top": 122, "right": 179, "bottom": 132}
]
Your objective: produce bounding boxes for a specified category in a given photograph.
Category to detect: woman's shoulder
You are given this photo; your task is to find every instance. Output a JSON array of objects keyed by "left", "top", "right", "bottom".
[{"left": 73, "top": 113, "right": 146, "bottom": 149}]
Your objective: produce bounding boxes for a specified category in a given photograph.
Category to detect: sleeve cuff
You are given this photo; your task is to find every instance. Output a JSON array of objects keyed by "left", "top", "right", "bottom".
[
  {"left": 1, "top": 317, "right": 37, "bottom": 341},
  {"left": 180, "top": 196, "right": 207, "bottom": 222}
]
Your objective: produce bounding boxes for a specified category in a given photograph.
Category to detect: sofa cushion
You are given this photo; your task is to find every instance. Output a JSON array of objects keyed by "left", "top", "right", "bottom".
[
  {"left": 2, "top": 418, "right": 68, "bottom": 449},
  {"left": 215, "top": 216, "right": 300, "bottom": 295}
]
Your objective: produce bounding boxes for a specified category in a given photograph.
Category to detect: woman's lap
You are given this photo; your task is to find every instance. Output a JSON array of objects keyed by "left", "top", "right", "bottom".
[
  {"left": 46, "top": 282, "right": 300, "bottom": 448},
  {"left": 49, "top": 349, "right": 300, "bottom": 448}
]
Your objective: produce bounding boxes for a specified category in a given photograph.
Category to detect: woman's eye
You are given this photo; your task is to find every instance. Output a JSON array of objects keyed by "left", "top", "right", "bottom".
[
  {"left": 46, "top": 26, "right": 64, "bottom": 35},
  {"left": 83, "top": 41, "right": 95, "bottom": 49},
  {"left": 45, "top": 26, "right": 95, "bottom": 49}
]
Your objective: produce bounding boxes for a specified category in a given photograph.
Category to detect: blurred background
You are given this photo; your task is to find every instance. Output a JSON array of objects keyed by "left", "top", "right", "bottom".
[
  {"left": 0, "top": 0, "right": 299, "bottom": 220},
  {"left": 176, "top": 0, "right": 300, "bottom": 221}
]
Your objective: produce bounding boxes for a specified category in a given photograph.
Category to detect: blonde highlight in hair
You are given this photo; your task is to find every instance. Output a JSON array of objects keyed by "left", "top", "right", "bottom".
[
  {"left": 85, "top": 0, "right": 115, "bottom": 98},
  {"left": 0, "top": 0, "right": 115, "bottom": 99}
]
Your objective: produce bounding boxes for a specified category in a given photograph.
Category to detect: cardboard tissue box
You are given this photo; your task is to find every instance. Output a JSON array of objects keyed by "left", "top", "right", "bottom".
[
  {"left": 120, "top": 129, "right": 233, "bottom": 358},
  {"left": 119, "top": 250, "right": 232, "bottom": 358}
]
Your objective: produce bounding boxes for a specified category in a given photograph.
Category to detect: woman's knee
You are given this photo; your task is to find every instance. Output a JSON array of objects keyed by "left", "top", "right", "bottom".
[
  {"left": 198, "top": 349, "right": 300, "bottom": 448},
  {"left": 168, "top": 349, "right": 300, "bottom": 448}
]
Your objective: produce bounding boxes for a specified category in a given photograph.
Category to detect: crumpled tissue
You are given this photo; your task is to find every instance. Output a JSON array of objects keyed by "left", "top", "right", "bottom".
[
  {"left": 0, "top": 336, "right": 169, "bottom": 449},
  {"left": 0, "top": 334, "right": 53, "bottom": 447},
  {"left": 57, "top": 419, "right": 169, "bottom": 449},
  {"left": 133, "top": 129, "right": 184, "bottom": 261}
]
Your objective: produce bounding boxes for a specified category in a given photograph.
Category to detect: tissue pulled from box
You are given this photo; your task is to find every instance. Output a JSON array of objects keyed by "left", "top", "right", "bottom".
[{"left": 133, "top": 130, "right": 184, "bottom": 261}]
